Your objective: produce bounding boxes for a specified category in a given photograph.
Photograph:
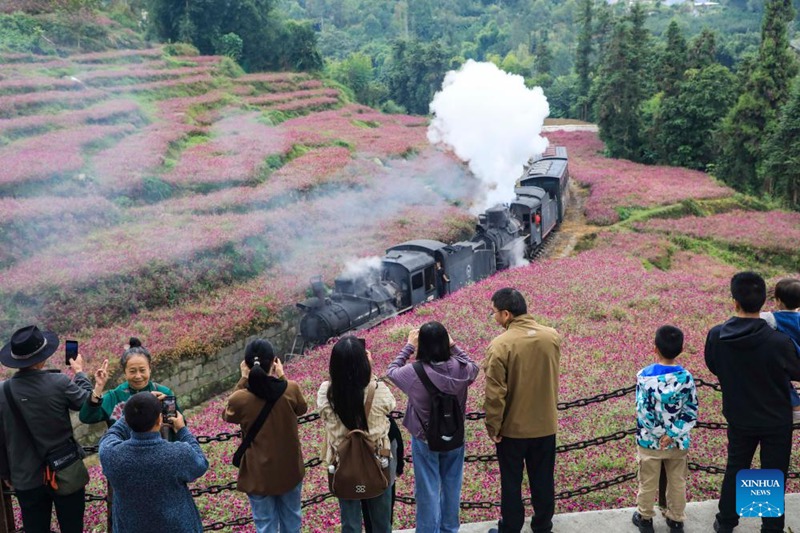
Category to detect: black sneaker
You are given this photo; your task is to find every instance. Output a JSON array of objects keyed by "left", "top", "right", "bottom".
[
  {"left": 632, "top": 511, "right": 655, "bottom": 533},
  {"left": 666, "top": 517, "right": 684, "bottom": 532}
]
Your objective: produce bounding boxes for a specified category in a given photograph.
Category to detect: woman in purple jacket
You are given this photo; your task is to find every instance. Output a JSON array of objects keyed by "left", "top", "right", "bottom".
[{"left": 385, "top": 321, "right": 479, "bottom": 533}]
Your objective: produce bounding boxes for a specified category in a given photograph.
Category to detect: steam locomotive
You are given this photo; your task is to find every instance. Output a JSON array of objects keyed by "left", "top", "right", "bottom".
[{"left": 295, "top": 146, "right": 569, "bottom": 346}]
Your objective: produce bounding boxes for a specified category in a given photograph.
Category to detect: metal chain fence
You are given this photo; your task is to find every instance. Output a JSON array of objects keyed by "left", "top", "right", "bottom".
[{"left": 3, "top": 379, "right": 796, "bottom": 532}]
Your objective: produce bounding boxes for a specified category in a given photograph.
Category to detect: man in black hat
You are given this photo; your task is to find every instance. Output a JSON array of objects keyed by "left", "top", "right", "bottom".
[{"left": 0, "top": 325, "right": 93, "bottom": 533}]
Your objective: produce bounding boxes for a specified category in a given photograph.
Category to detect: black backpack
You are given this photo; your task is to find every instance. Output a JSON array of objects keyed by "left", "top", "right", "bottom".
[{"left": 412, "top": 362, "right": 464, "bottom": 451}]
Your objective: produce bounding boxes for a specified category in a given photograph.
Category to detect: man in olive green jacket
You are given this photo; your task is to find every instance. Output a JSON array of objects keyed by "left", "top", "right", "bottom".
[{"left": 484, "top": 288, "right": 561, "bottom": 533}]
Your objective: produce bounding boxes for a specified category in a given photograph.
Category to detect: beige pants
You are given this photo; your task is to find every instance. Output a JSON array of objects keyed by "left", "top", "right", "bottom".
[{"left": 636, "top": 445, "right": 689, "bottom": 522}]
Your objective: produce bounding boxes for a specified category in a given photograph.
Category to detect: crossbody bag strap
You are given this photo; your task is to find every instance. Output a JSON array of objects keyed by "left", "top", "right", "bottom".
[
  {"left": 232, "top": 395, "right": 279, "bottom": 466},
  {"left": 3, "top": 382, "right": 45, "bottom": 461},
  {"left": 412, "top": 361, "right": 441, "bottom": 395},
  {"left": 361, "top": 380, "right": 378, "bottom": 433}
]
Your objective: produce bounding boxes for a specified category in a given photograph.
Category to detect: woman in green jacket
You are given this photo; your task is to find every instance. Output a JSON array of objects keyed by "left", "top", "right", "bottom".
[{"left": 80, "top": 338, "right": 177, "bottom": 426}]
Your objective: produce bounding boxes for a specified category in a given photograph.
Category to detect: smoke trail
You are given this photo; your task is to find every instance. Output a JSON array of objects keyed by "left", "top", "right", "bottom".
[
  {"left": 341, "top": 256, "right": 382, "bottom": 279},
  {"left": 427, "top": 60, "right": 550, "bottom": 211}
]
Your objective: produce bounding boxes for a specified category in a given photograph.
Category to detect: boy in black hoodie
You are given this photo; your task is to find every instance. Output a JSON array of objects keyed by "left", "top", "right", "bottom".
[{"left": 704, "top": 271, "right": 800, "bottom": 533}]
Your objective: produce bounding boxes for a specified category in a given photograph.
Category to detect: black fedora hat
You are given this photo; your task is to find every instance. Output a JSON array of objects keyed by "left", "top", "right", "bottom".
[{"left": 0, "top": 325, "right": 60, "bottom": 369}]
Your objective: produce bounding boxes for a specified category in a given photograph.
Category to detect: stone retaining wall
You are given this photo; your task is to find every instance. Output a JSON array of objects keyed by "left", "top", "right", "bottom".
[{"left": 73, "top": 316, "right": 298, "bottom": 444}]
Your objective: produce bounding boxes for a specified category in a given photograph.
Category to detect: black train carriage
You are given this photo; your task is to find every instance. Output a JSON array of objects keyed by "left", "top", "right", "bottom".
[
  {"left": 510, "top": 186, "right": 556, "bottom": 253},
  {"left": 519, "top": 151, "right": 570, "bottom": 224},
  {"left": 382, "top": 239, "right": 495, "bottom": 308}
]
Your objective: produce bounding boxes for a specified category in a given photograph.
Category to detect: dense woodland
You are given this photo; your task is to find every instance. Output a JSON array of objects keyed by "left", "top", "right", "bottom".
[{"left": 1, "top": 0, "right": 798, "bottom": 208}]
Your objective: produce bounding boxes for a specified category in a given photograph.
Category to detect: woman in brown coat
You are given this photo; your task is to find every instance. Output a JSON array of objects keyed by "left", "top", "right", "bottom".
[{"left": 223, "top": 339, "right": 307, "bottom": 533}]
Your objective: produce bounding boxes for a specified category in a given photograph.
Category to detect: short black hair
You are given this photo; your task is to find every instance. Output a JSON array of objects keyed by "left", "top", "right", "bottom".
[
  {"left": 491, "top": 288, "right": 527, "bottom": 317},
  {"left": 775, "top": 278, "right": 800, "bottom": 310},
  {"left": 123, "top": 392, "right": 161, "bottom": 432},
  {"left": 417, "top": 322, "right": 451, "bottom": 364},
  {"left": 655, "top": 325, "right": 684, "bottom": 359},
  {"left": 730, "top": 272, "right": 766, "bottom": 313}
]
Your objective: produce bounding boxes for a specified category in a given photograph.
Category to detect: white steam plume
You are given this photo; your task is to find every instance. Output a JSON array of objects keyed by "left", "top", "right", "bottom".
[
  {"left": 428, "top": 60, "right": 550, "bottom": 211},
  {"left": 341, "top": 256, "right": 382, "bottom": 279}
]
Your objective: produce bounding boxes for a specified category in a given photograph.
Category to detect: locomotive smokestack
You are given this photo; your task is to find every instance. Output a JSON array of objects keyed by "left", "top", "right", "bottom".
[{"left": 310, "top": 276, "right": 326, "bottom": 302}]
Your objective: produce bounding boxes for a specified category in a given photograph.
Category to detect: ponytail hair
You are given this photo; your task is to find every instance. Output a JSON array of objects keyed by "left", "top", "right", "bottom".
[
  {"left": 121, "top": 337, "right": 152, "bottom": 369},
  {"left": 244, "top": 339, "right": 276, "bottom": 400}
]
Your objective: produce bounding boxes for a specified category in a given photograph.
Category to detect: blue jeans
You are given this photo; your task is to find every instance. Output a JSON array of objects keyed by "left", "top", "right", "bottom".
[
  {"left": 339, "top": 485, "right": 393, "bottom": 533},
  {"left": 248, "top": 482, "right": 302, "bottom": 533},
  {"left": 412, "top": 437, "right": 464, "bottom": 533}
]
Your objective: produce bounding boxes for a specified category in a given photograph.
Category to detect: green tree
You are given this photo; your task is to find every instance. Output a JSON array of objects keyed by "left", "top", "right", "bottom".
[
  {"left": 386, "top": 39, "right": 452, "bottom": 115},
  {"left": 532, "top": 32, "right": 553, "bottom": 76},
  {"left": 689, "top": 28, "right": 718, "bottom": 69},
  {"left": 655, "top": 65, "right": 737, "bottom": 169},
  {"left": 408, "top": 0, "right": 437, "bottom": 40},
  {"left": 575, "top": 0, "right": 593, "bottom": 120},
  {"left": 148, "top": 0, "right": 322, "bottom": 72},
  {"left": 760, "top": 77, "right": 800, "bottom": 208},
  {"left": 715, "top": 0, "right": 798, "bottom": 192},
  {"left": 330, "top": 52, "right": 386, "bottom": 105},
  {"left": 594, "top": 15, "right": 649, "bottom": 160},
  {"left": 627, "top": 2, "right": 655, "bottom": 96},
  {"left": 657, "top": 21, "right": 687, "bottom": 97},
  {"left": 277, "top": 21, "right": 324, "bottom": 71},
  {"left": 214, "top": 32, "right": 243, "bottom": 61}
]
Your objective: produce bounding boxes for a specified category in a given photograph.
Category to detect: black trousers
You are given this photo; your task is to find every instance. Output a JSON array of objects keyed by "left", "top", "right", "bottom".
[
  {"left": 15, "top": 485, "right": 85, "bottom": 533},
  {"left": 496, "top": 434, "right": 556, "bottom": 533},
  {"left": 716, "top": 424, "right": 792, "bottom": 532}
]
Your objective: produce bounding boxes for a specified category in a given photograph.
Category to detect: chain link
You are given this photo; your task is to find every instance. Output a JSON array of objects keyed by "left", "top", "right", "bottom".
[
  {"left": 191, "top": 481, "right": 239, "bottom": 497},
  {"left": 304, "top": 457, "right": 323, "bottom": 469},
  {"left": 695, "top": 378, "right": 722, "bottom": 392},
  {"left": 557, "top": 385, "right": 636, "bottom": 410},
  {"left": 202, "top": 516, "right": 254, "bottom": 531},
  {"left": 301, "top": 492, "right": 334, "bottom": 508},
  {"left": 695, "top": 421, "right": 728, "bottom": 430},
  {"left": 397, "top": 472, "right": 640, "bottom": 509},
  {"left": 196, "top": 431, "right": 242, "bottom": 444},
  {"left": 298, "top": 412, "right": 320, "bottom": 425}
]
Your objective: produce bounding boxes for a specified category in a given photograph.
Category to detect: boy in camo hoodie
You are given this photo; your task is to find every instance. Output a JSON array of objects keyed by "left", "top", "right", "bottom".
[{"left": 632, "top": 326, "right": 698, "bottom": 533}]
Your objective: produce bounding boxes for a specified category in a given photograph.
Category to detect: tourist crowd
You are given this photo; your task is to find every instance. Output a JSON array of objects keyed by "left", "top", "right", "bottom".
[{"left": 0, "top": 274, "right": 798, "bottom": 533}]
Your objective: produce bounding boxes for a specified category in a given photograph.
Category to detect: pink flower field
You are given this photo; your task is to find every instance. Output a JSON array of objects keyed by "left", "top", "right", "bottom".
[
  {"left": 546, "top": 131, "right": 734, "bottom": 224},
  {"left": 637, "top": 209, "right": 800, "bottom": 253},
  {"left": 44, "top": 228, "right": 799, "bottom": 532}
]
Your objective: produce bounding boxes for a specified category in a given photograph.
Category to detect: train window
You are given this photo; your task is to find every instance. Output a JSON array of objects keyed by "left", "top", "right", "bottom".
[{"left": 412, "top": 272, "right": 423, "bottom": 290}]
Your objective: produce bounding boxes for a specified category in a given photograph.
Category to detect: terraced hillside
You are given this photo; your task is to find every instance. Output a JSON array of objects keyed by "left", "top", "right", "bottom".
[{"left": 0, "top": 47, "right": 478, "bottom": 376}]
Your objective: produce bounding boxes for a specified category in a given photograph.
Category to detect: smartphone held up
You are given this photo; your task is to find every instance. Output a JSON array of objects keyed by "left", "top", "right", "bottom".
[
  {"left": 65, "top": 340, "right": 78, "bottom": 367},
  {"left": 161, "top": 396, "right": 177, "bottom": 423}
]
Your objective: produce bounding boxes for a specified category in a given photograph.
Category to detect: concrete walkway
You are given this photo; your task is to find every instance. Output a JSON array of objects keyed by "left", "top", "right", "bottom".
[{"left": 395, "top": 494, "right": 800, "bottom": 532}]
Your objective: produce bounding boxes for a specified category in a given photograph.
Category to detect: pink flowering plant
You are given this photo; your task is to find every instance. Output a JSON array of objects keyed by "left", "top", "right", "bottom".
[
  {"left": 546, "top": 131, "right": 734, "bottom": 225},
  {"left": 636, "top": 209, "right": 800, "bottom": 254}
]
